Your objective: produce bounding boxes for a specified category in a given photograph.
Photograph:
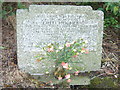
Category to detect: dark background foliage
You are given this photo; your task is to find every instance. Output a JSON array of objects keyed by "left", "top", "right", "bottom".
[{"left": 1, "top": 2, "right": 120, "bottom": 89}]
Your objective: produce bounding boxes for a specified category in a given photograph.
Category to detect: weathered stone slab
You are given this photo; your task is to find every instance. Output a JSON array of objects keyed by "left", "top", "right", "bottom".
[
  {"left": 32, "top": 74, "right": 90, "bottom": 85},
  {"left": 17, "top": 5, "right": 104, "bottom": 85}
]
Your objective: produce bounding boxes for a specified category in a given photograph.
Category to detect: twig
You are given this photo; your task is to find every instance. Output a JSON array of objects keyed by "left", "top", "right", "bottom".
[
  {"left": 31, "top": 73, "right": 44, "bottom": 75},
  {"left": 102, "top": 48, "right": 109, "bottom": 59},
  {"left": 90, "top": 73, "right": 106, "bottom": 80},
  {"left": 112, "top": 53, "right": 119, "bottom": 61}
]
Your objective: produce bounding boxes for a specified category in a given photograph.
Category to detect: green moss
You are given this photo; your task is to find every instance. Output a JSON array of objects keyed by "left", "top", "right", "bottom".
[
  {"left": 90, "top": 77, "right": 102, "bottom": 86},
  {"left": 89, "top": 77, "right": 119, "bottom": 88}
]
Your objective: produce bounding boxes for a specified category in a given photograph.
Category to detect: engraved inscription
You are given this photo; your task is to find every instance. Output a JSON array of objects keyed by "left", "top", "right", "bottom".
[{"left": 22, "top": 14, "right": 98, "bottom": 51}]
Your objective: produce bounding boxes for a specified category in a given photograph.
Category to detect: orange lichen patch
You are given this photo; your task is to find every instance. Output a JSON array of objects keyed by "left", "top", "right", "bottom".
[
  {"left": 67, "top": 79, "right": 71, "bottom": 83},
  {"left": 36, "top": 59, "right": 41, "bottom": 62}
]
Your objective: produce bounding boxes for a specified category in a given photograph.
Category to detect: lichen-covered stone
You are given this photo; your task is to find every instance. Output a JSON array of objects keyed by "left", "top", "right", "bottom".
[{"left": 17, "top": 5, "right": 104, "bottom": 85}]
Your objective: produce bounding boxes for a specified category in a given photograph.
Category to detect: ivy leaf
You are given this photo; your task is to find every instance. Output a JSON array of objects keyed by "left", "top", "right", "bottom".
[
  {"left": 113, "top": 6, "right": 119, "bottom": 15},
  {"left": 97, "top": 8, "right": 104, "bottom": 12},
  {"left": 114, "top": 24, "right": 120, "bottom": 28},
  {"left": 106, "top": 3, "right": 111, "bottom": 11},
  {"left": 0, "top": 46, "right": 5, "bottom": 49},
  {"left": 17, "top": 2, "right": 26, "bottom": 9}
]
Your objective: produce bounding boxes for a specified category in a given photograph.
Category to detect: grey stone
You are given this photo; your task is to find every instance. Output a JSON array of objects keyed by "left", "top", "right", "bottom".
[{"left": 17, "top": 5, "right": 104, "bottom": 85}]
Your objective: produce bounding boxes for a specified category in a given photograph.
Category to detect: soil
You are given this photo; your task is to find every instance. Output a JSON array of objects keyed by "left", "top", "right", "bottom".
[{"left": 1, "top": 14, "right": 120, "bottom": 88}]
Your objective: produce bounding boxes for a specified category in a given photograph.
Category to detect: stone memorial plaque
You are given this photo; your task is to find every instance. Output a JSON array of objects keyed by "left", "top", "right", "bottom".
[{"left": 17, "top": 5, "right": 104, "bottom": 85}]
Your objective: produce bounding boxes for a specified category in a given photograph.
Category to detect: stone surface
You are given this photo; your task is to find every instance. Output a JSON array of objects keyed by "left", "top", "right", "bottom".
[
  {"left": 17, "top": 5, "right": 104, "bottom": 85},
  {"left": 32, "top": 74, "right": 90, "bottom": 85}
]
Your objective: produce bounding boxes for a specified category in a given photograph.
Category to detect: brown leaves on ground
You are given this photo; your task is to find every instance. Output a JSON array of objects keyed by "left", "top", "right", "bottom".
[
  {"left": 1, "top": 19, "right": 51, "bottom": 88},
  {"left": 2, "top": 66, "right": 50, "bottom": 88}
]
